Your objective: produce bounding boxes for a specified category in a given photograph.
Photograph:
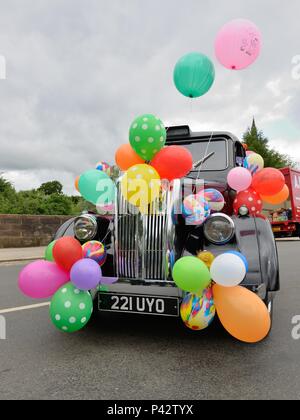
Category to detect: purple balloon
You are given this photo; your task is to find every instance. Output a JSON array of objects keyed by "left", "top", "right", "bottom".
[
  {"left": 19, "top": 260, "right": 69, "bottom": 299},
  {"left": 70, "top": 259, "right": 102, "bottom": 291}
]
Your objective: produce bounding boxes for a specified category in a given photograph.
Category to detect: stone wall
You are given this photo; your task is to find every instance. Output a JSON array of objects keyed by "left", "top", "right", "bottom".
[{"left": 0, "top": 215, "right": 72, "bottom": 248}]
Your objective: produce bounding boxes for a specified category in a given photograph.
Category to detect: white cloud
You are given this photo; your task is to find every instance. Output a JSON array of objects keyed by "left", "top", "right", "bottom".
[{"left": 0, "top": 0, "right": 299, "bottom": 193}]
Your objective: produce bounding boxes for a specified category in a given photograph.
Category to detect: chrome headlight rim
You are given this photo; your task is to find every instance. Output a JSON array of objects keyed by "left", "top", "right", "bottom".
[
  {"left": 74, "top": 214, "right": 98, "bottom": 242},
  {"left": 203, "top": 213, "right": 235, "bottom": 245}
]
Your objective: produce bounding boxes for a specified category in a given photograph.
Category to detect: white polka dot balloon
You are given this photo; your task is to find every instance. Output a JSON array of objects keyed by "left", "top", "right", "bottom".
[
  {"left": 129, "top": 114, "right": 166, "bottom": 161},
  {"left": 50, "top": 283, "right": 93, "bottom": 333}
]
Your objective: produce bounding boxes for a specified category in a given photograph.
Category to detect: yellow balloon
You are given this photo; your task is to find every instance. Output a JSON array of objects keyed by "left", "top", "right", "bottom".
[
  {"left": 246, "top": 153, "right": 264, "bottom": 174},
  {"left": 121, "top": 164, "right": 161, "bottom": 212},
  {"left": 197, "top": 251, "right": 215, "bottom": 269}
]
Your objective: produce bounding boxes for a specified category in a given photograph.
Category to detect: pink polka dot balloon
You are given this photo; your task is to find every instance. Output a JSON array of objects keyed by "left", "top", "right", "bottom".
[{"left": 215, "top": 19, "right": 262, "bottom": 71}]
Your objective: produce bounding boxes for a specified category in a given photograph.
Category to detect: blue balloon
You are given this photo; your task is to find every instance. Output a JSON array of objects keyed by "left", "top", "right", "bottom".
[{"left": 226, "top": 251, "right": 249, "bottom": 273}]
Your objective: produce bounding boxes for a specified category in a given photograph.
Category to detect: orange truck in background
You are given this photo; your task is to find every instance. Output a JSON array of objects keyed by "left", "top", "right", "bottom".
[{"left": 264, "top": 168, "right": 300, "bottom": 238}]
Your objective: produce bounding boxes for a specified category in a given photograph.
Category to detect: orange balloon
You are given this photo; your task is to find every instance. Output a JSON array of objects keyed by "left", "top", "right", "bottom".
[
  {"left": 261, "top": 184, "right": 289, "bottom": 205},
  {"left": 75, "top": 176, "right": 80, "bottom": 192},
  {"left": 213, "top": 284, "right": 271, "bottom": 343},
  {"left": 115, "top": 144, "right": 145, "bottom": 171}
]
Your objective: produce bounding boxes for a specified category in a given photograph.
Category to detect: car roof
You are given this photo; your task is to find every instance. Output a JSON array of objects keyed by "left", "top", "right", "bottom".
[{"left": 166, "top": 126, "right": 240, "bottom": 143}]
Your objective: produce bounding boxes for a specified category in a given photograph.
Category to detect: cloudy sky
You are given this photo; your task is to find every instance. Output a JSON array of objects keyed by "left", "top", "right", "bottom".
[{"left": 0, "top": 0, "right": 299, "bottom": 194}]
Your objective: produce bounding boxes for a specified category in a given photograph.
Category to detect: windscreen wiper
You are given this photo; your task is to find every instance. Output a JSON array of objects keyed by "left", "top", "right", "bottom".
[{"left": 193, "top": 152, "right": 215, "bottom": 169}]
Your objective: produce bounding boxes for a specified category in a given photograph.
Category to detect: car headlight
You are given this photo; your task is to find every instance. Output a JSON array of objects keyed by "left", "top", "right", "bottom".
[
  {"left": 238, "top": 206, "right": 249, "bottom": 217},
  {"left": 74, "top": 214, "right": 98, "bottom": 241},
  {"left": 204, "top": 213, "right": 235, "bottom": 245}
]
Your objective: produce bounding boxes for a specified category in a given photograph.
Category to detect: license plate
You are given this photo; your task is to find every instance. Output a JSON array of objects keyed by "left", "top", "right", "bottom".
[
  {"left": 98, "top": 293, "right": 179, "bottom": 317},
  {"left": 273, "top": 227, "right": 281, "bottom": 232}
]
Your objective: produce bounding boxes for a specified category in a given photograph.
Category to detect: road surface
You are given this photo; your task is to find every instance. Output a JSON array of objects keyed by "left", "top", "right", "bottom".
[{"left": 0, "top": 243, "right": 299, "bottom": 400}]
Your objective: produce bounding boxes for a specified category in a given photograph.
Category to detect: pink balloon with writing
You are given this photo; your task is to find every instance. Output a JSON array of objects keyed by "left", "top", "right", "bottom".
[{"left": 215, "top": 19, "right": 262, "bottom": 70}]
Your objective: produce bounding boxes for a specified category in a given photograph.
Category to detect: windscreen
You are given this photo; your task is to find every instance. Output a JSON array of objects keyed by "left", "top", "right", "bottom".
[{"left": 174, "top": 139, "right": 228, "bottom": 172}]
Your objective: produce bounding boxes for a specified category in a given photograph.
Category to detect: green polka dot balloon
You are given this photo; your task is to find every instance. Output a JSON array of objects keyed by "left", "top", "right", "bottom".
[
  {"left": 129, "top": 114, "right": 166, "bottom": 161},
  {"left": 50, "top": 282, "right": 93, "bottom": 333}
]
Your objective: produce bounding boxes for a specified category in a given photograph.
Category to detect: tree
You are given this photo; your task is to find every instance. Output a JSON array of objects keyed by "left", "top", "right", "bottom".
[
  {"left": 243, "top": 119, "right": 294, "bottom": 169},
  {"left": 38, "top": 181, "right": 63, "bottom": 196},
  {"left": 0, "top": 175, "right": 15, "bottom": 195}
]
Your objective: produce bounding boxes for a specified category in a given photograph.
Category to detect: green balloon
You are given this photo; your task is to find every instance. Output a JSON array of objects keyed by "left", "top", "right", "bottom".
[
  {"left": 78, "top": 169, "right": 116, "bottom": 206},
  {"left": 45, "top": 240, "right": 56, "bottom": 262},
  {"left": 50, "top": 283, "right": 93, "bottom": 333},
  {"left": 173, "top": 52, "right": 215, "bottom": 98},
  {"left": 129, "top": 114, "right": 166, "bottom": 161},
  {"left": 173, "top": 257, "right": 211, "bottom": 293}
]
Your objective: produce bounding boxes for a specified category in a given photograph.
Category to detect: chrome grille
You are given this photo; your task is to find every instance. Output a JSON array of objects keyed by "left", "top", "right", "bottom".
[{"left": 115, "top": 179, "right": 180, "bottom": 282}]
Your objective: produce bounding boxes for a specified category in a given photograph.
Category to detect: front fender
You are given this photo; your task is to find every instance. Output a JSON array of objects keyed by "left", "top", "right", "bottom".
[{"left": 183, "top": 215, "right": 280, "bottom": 293}]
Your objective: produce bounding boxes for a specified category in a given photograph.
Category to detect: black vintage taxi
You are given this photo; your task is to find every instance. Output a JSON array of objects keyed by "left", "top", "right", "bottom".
[{"left": 54, "top": 126, "right": 279, "bottom": 323}]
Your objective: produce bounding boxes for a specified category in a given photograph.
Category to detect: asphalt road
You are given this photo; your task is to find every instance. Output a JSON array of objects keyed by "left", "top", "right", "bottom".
[{"left": 0, "top": 243, "right": 299, "bottom": 400}]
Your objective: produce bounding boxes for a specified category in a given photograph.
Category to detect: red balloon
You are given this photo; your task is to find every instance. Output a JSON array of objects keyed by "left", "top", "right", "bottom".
[
  {"left": 252, "top": 168, "right": 285, "bottom": 196},
  {"left": 233, "top": 188, "right": 263, "bottom": 216},
  {"left": 151, "top": 146, "right": 193, "bottom": 181},
  {"left": 53, "top": 237, "right": 83, "bottom": 272}
]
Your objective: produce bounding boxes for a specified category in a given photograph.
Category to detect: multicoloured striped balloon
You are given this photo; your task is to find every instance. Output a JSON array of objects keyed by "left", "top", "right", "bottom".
[
  {"left": 96, "top": 161, "right": 112, "bottom": 177},
  {"left": 82, "top": 241, "right": 107, "bottom": 267},
  {"left": 180, "top": 288, "right": 215, "bottom": 331},
  {"left": 183, "top": 194, "right": 211, "bottom": 226},
  {"left": 203, "top": 189, "right": 225, "bottom": 212}
]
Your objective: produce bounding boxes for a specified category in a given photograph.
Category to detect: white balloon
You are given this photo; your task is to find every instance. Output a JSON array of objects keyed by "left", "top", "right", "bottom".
[{"left": 210, "top": 253, "right": 246, "bottom": 288}]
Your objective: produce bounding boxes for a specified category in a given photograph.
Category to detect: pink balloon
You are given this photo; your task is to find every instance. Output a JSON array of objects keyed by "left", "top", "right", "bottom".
[
  {"left": 228, "top": 167, "right": 252, "bottom": 192},
  {"left": 246, "top": 151, "right": 255, "bottom": 156},
  {"left": 19, "top": 260, "right": 70, "bottom": 299},
  {"left": 215, "top": 19, "right": 261, "bottom": 70}
]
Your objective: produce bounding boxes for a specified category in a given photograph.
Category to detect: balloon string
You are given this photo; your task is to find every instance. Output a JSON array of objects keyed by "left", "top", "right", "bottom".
[{"left": 197, "top": 131, "right": 215, "bottom": 180}]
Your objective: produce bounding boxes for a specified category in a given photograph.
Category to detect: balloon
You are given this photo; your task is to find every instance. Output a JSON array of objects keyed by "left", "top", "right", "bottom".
[
  {"left": 233, "top": 188, "right": 263, "bottom": 216},
  {"left": 82, "top": 241, "right": 107, "bottom": 267},
  {"left": 227, "top": 167, "right": 252, "bottom": 192},
  {"left": 115, "top": 144, "right": 145, "bottom": 171},
  {"left": 252, "top": 168, "right": 285, "bottom": 196},
  {"left": 53, "top": 237, "right": 83, "bottom": 272},
  {"left": 183, "top": 194, "right": 211, "bottom": 226},
  {"left": 75, "top": 176, "right": 80, "bottom": 192},
  {"left": 203, "top": 189, "right": 225, "bottom": 212},
  {"left": 129, "top": 114, "right": 166, "bottom": 161},
  {"left": 261, "top": 184, "right": 290, "bottom": 205},
  {"left": 244, "top": 153, "right": 264, "bottom": 175},
  {"left": 18, "top": 260, "right": 69, "bottom": 299},
  {"left": 246, "top": 151, "right": 255, "bottom": 157},
  {"left": 172, "top": 257, "right": 211, "bottom": 294},
  {"left": 121, "top": 164, "right": 161, "bottom": 211},
  {"left": 225, "top": 251, "right": 249, "bottom": 273},
  {"left": 210, "top": 253, "right": 246, "bottom": 287},
  {"left": 173, "top": 52, "right": 215, "bottom": 98},
  {"left": 95, "top": 161, "right": 112, "bottom": 177},
  {"left": 45, "top": 240, "right": 56, "bottom": 262},
  {"left": 151, "top": 146, "right": 193, "bottom": 181},
  {"left": 70, "top": 259, "right": 102, "bottom": 291},
  {"left": 215, "top": 19, "right": 262, "bottom": 70},
  {"left": 180, "top": 288, "right": 215, "bottom": 331},
  {"left": 197, "top": 251, "right": 215, "bottom": 269},
  {"left": 213, "top": 284, "right": 271, "bottom": 343},
  {"left": 78, "top": 169, "right": 116, "bottom": 206},
  {"left": 50, "top": 283, "right": 93, "bottom": 333}
]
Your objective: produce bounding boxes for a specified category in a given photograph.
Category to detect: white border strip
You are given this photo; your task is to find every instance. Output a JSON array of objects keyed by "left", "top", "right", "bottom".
[{"left": 0, "top": 302, "right": 50, "bottom": 315}]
